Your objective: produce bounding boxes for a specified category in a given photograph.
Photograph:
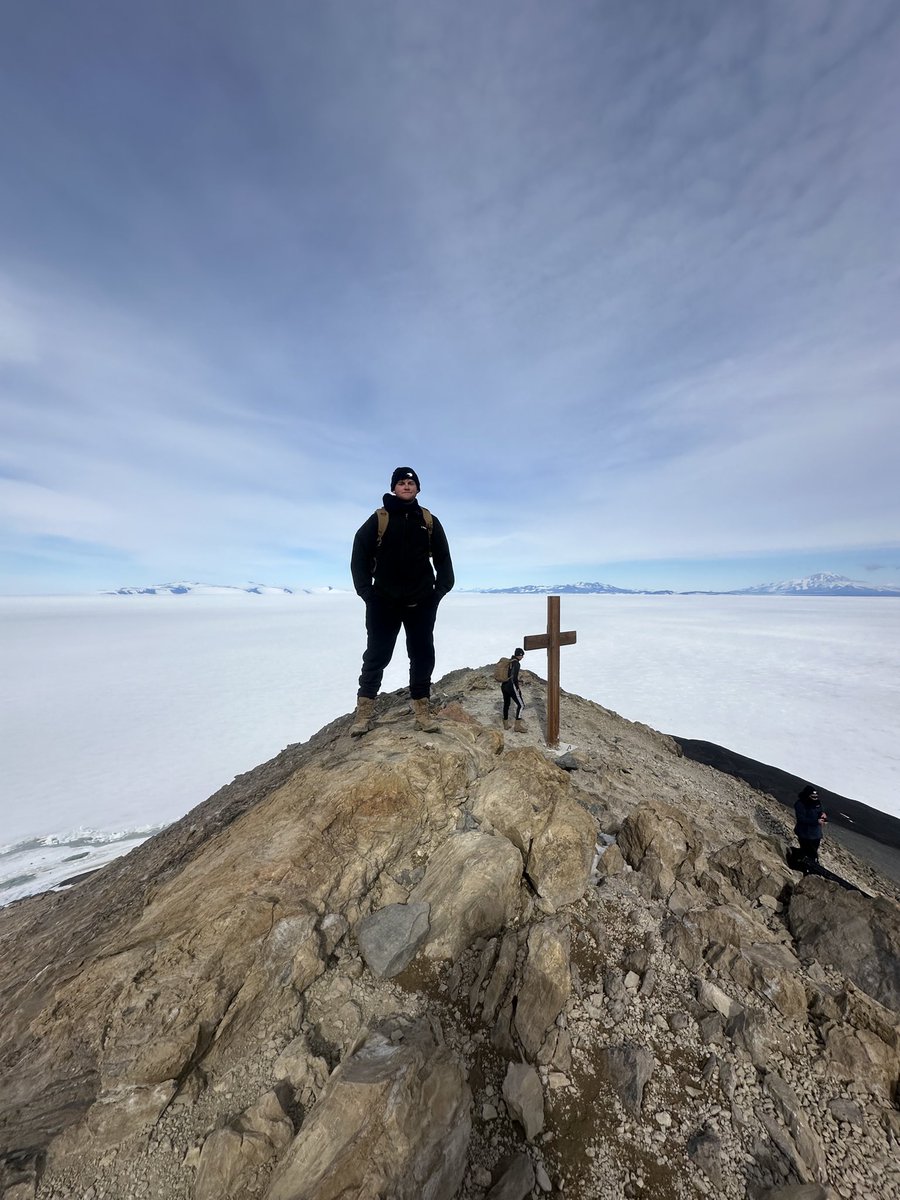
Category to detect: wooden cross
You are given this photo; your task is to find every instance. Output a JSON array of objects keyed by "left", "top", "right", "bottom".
[{"left": 523, "top": 596, "right": 577, "bottom": 748}]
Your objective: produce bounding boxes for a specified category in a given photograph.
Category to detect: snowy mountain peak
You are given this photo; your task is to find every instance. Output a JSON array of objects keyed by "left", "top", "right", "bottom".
[{"left": 732, "top": 573, "right": 900, "bottom": 597}]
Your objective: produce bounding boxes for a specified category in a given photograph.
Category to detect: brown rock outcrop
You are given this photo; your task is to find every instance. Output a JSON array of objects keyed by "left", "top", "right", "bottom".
[
  {"left": 0, "top": 665, "right": 898, "bottom": 1200},
  {"left": 263, "top": 1017, "right": 470, "bottom": 1200},
  {"left": 471, "top": 748, "right": 596, "bottom": 908},
  {"left": 788, "top": 874, "right": 900, "bottom": 1011}
]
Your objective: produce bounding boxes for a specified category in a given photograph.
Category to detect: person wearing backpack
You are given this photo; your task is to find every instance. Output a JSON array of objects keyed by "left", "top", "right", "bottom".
[
  {"left": 500, "top": 648, "right": 526, "bottom": 732},
  {"left": 350, "top": 467, "right": 454, "bottom": 736}
]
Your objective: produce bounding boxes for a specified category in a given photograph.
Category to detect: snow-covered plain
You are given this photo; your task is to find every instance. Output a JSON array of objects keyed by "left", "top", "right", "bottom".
[{"left": 2, "top": 593, "right": 899, "bottom": 905}]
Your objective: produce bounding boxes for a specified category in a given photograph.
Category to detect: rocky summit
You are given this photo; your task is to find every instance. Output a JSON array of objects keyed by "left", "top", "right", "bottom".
[{"left": 1, "top": 667, "right": 899, "bottom": 1200}]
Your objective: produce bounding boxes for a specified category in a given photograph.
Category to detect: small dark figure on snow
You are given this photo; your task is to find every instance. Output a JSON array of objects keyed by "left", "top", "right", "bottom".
[{"left": 501, "top": 648, "right": 526, "bottom": 733}]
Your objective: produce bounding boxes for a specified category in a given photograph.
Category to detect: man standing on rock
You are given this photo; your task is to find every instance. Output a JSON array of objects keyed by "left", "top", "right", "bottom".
[{"left": 350, "top": 467, "right": 454, "bottom": 736}]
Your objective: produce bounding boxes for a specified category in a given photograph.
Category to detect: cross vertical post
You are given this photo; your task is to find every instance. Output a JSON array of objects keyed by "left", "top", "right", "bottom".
[{"left": 523, "top": 596, "right": 577, "bottom": 748}]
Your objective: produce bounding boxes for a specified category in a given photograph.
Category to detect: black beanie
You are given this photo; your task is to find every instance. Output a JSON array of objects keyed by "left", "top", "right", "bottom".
[
  {"left": 798, "top": 785, "right": 817, "bottom": 802},
  {"left": 391, "top": 467, "right": 421, "bottom": 491}
]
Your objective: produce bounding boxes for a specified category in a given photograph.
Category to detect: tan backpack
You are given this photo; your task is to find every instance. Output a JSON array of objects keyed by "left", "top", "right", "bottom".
[{"left": 493, "top": 657, "right": 511, "bottom": 683}]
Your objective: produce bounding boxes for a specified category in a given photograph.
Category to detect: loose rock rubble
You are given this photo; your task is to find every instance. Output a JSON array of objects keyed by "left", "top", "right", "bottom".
[{"left": 1, "top": 666, "right": 898, "bottom": 1199}]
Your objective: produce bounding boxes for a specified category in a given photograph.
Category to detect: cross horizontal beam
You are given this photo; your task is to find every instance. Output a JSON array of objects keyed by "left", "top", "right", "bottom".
[{"left": 522, "top": 631, "right": 576, "bottom": 651}]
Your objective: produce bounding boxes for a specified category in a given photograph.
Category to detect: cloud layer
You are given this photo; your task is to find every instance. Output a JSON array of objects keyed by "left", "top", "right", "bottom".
[{"left": 1, "top": 1, "right": 898, "bottom": 590}]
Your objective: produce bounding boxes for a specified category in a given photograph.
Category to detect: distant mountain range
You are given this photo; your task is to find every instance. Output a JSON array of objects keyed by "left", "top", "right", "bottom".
[
  {"left": 724, "top": 572, "right": 900, "bottom": 596},
  {"left": 102, "top": 582, "right": 342, "bottom": 596},
  {"left": 474, "top": 581, "right": 675, "bottom": 595},
  {"left": 474, "top": 573, "right": 900, "bottom": 597},
  {"left": 103, "top": 573, "right": 900, "bottom": 598}
]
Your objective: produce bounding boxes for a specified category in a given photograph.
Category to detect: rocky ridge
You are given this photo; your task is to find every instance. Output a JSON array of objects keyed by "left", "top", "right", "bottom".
[{"left": 1, "top": 666, "right": 898, "bottom": 1200}]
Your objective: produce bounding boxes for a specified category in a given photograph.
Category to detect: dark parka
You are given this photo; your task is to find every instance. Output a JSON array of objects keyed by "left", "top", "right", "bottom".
[
  {"left": 794, "top": 793, "right": 824, "bottom": 844},
  {"left": 351, "top": 493, "right": 454, "bottom": 605}
]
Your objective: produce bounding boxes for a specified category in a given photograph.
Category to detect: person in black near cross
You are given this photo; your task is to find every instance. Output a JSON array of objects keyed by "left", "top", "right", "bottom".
[
  {"left": 500, "top": 648, "right": 526, "bottom": 732},
  {"left": 350, "top": 467, "right": 454, "bottom": 736}
]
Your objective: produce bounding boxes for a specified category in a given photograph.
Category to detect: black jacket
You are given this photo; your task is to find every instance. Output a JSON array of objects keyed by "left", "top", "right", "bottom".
[
  {"left": 351, "top": 493, "right": 454, "bottom": 605},
  {"left": 794, "top": 796, "right": 824, "bottom": 843}
]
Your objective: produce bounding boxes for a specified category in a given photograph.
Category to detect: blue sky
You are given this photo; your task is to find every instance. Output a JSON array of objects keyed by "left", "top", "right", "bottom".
[{"left": 1, "top": 0, "right": 899, "bottom": 594}]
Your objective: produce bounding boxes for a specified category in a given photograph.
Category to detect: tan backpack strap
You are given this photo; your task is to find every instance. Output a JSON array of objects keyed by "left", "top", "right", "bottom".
[
  {"left": 375, "top": 506, "right": 431, "bottom": 555},
  {"left": 375, "top": 507, "right": 389, "bottom": 548},
  {"left": 420, "top": 507, "right": 433, "bottom": 556}
]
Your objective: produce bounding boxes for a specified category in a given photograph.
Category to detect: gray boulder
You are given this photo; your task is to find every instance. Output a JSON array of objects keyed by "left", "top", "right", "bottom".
[
  {"left": 486, "top": 1153, "right": 536, "bottom": 1200},
  {"left": 788, "top": 875, "right": 900, "bottom": 1012},
  {"left": 355, "top": 901, "right": 431, "bottom": 978},
  {"left": 597, "top": 1042, "right": 655, "bottom": 1116},
  {"left": 686, "top": 1124, "right": 724, "bottom": 1188},
  {"left": 502, "top": 1061, "right": 544, "bottom": 1140}
]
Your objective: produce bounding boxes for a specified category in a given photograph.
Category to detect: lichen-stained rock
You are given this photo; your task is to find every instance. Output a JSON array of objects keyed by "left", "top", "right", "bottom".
[
  {"left": 470, "top": 748, "right": 596, "bottom": 908},
  {"left": 411, "top": 832, "right": 523, "bottom": 960},
  {"left": 514, "top": 919, "right": 571, "bottom": 1060},
  {"left": 806, "top": 978, "right": 900, "bottom": 1053},
  {"left": 709, "top": 837, "right": 794, "bottom": 904},
  {"left": 788, "top": 875, "right": 900, "bottom": 1012},
  {"left": 263, "top": 1017, "right": 471, "bottom": 1200},
  {"left": 209, "top": 906, "right": 325, "bottom": 1055},
  {"left": 758, "top": 1111, "right": 816, "bottom": 1186}
]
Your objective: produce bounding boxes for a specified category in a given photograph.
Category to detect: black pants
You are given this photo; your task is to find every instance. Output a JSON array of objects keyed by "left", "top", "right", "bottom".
[
  {"left": 358, "top": 593, "right": 437, "bottom": 700},
  {"left": 501, "top": 681, "right": 523, "bottom": 719},
  {"left": 797, "top": 837, "right": 821, "bottom": 863}
]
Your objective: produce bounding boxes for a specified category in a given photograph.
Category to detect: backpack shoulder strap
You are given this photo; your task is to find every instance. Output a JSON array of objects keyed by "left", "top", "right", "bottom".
[
  {"left": 375, "top": 507, "right": 389, "bottom": 548},
  {"left": 420, "top": 507, "right": 434, "bottom": 556},
  {"left": 375, "top": 506, "right": 432, "bottom": 554}
]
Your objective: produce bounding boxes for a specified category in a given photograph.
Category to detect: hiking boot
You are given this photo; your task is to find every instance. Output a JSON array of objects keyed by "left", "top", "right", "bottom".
[
  {"left": 350, "top": 696, "right": 375, "bottom": 737},
  {"left": 513, "top": 719, "right": 527, "bottom": 733},
  {"left": 412, "top": 697, "right": 440, "bottom": 732},
  {"left": 502, "top": 718, "right": 510, "bottom": 730}
]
